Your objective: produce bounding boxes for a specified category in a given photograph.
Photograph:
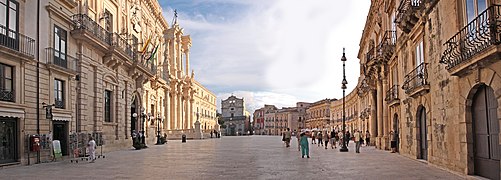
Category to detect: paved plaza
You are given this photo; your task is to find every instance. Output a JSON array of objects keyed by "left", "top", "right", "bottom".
[{"left": 1, "top": 136, "right": 462, "bottom": 180}]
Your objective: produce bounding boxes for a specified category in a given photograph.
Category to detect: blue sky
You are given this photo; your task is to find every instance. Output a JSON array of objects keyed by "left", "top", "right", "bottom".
[{"left": 160, "top": 0, "right": 371, "bottom": 112}]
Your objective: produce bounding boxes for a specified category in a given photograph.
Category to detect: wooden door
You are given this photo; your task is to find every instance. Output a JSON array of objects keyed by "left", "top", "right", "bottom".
[{"left": 473, "top": 86, "right": 500, "bottom": 180}]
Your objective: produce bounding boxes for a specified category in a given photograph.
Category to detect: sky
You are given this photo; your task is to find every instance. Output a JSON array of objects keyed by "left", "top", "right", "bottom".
[{"left": 159, "top": 0, "right": 371, "bottom": 113}]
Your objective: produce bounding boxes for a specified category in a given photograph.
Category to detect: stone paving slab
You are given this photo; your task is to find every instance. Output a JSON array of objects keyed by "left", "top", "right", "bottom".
[{"left": 0, "top": 136, "right": 462, "bottom": 180}]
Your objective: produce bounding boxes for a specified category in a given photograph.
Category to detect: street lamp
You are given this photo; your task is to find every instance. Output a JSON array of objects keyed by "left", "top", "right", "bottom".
[
  {"left": 155, "top": 113, "right": 162, "bottom": 145},
  {"left": 140, "top": 107, "right": 146, "bottom": 146},
  {"left": 340, "top": 48, "right": 349, "bottom": 152}
]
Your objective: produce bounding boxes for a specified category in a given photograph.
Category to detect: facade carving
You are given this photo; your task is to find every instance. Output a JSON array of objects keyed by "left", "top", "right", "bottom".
[{"left": 0, "top": 0, "right": 215, "bottom": 166}]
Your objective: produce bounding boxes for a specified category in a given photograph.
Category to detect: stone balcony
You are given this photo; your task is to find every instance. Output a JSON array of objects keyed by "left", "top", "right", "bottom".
[
  {"left": 402, "top": 63, "right": 429, "bottom": 97},
  {"left": 376, "top": 30, "right": 397, "bottom": 62},
  {"left": 366, "top": 46, "right": 377, "bottom": 66},
  {"left": 385, "top": 85, "right": 400, "bottom": 106},
  {"left": 70, "top": 14, "right": 112, "bottom": 50},
  {"left": 45, "top": 47, "right": 77, "bottom": 75},
  {"left": 440, "top": 4, "right": 501, "bottom": 76},
  {"left": 0, "top": 24, "right": 35, "bottom": 59},
  {"left": 395, "top": 0, "right": 424, "bottom": 33}
]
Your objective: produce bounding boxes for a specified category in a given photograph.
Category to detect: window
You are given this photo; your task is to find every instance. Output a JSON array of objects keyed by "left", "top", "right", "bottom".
[
  {"left": 415, "top": 40, "right": 424, "bottom": 72},
  {"left": 104, "top": 90, "right": 112, "bottom": 122},
  {"left": 0, "top": 0, "right": 19, "bottom": 49},
  {"left": 54, "top": 26, "right": 67, "bottom": 68},
  {"left": 465, "top": 0, "right": 487, "bottom": 24},
  {"left": 54, "top": 79, "right": 64, "bottom": 108},
  {"left": 0, "top": 63, "right": 13, "bottom": 102},
  {"left": 104, "top": 9, "right": 113, "bottom": 33}
]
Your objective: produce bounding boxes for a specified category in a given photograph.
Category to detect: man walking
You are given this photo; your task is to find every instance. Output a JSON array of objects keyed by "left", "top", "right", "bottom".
[
  {"left": 284, "top": 128, "right": 292, "bottom": 148},
  {"left": 354, "top": 130, "right": 361, "bottom": 153}
]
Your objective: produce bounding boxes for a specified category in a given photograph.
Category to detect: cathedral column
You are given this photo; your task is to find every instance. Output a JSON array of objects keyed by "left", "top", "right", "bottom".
[
  {"left": 189, "top": 99, "right": 194, "bottom": 129},
  {"left": 184, "top": 49, "right": 190, "bottom": 76},
  {"left": 177, "top": 91, "right": 183, "bottom": 129},
  {"left": 165, "top": 89, "right": 170, "bottom": 130},
  {"left": 171, "top": 89, "right": 177, "bottom": 130}
]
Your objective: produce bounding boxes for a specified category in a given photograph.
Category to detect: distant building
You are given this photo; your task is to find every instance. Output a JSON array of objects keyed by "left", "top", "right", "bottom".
[
  {"left": 221, "top": 95, "right": 250, "bottom": 135},
  {"left": 305, "top": 99, "right": 331, "bottom": 130}
]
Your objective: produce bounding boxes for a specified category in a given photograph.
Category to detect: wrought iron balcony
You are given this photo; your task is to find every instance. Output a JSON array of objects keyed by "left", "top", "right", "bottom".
[
  {"left": 0, "top": 89, "right": 14, "bottom": 102},
  {"left": 365, "top": 46, "right": 376, "bottom": 65},
  {"left": 385, "top": 85, "right": 400, "bottom": 106},
  {"left": 440, "top": 5, "right": 501, "bottom": 76},
  {"left": 376, "top": 31, "right": 397, "bottom": 62},
  {"left": 71, "top": 14, "right": 112, "bottom": 47},
  {"left": 45, "top": 48, "right": 77, "bottom": 72},
  {"left": 112, "top": 33, "right": 134, "bottom": 60},
  {"left": 395, "top": 0, "right": 423, "bottom": 33},
  {"left": 55, "top": 99, "right": 65, "bottom": 109},
  {"left": 0, "top": 24, "right": 35, "bottom": 58},
  {"left": 402, "top": 63, "right": 429, "bottom": 97}
]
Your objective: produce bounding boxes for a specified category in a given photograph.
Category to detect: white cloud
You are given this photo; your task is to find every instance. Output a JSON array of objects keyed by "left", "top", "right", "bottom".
[{"left": 163, "top": 0, "right": 370, "bottom": 113}]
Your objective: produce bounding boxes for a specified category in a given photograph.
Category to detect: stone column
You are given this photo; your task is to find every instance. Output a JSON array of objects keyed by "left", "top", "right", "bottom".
[
  {"left": 382, "top": 78, "right": 389, "bottom": 150},
  {"left": 371, "top": 90, "right": 377, "bottom": 139},
  {"left": 184, "top": 50, "right": 190, "bottom": 76},
  {"left": 165, "top": 89, "right": 170, "bottom": 130},
  {"left": 377, "top": 79, "right": 383, "bottom": 148},
  {"left": 184, "top": 97, "right": 189, "bottom": 129},
  {"left": 177, "top": 92, "right": 182, "bottom": 129},
  {"left": 189, "top": 99, "right": 194, "bottom": 129},
  {"left": 172, "top": 90, "right": 177, "bottom": 129}
]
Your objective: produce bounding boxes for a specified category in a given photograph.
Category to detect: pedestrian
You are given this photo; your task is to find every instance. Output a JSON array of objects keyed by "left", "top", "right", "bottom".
[
  {"left": 284, "top": 128, "right": 292, "bottom": 148},
  {"left": 311, "top": 131, "right": 316, "bottom": 144},
  {"left": 87, "top": 136, "right": 96, "bottom": 163},
  {"left": 323, "top": 131, "right": 329, "bottom": 149},
  {"left": 338, "top": 131, "right": 344, "bottom": 147},
  {"left": 390, "top": 130, "right": 398, "bottom": 153},
  {"left": 345, "top": 131, "right": 351, "bottom": 147},
  {"left": 365, "top": 130, "right": 371, "bottom": 146},
  {"left": 300, "top": 132, "right": 310, "bottom": 158},
  {"left": 354, "top": 130, "right": 361, "bottom": 153},
  {"left": 317, "top": 131, "right": 323, "bottom": 147},
  {"left": 210, "top": 131, "right": 213, "bottom": 138},
  {"left": 296, "top": 129, "right": 301, "bottom": 151},
  {"left": 330, "top": 130, "right": 337, "bottom": 149}
]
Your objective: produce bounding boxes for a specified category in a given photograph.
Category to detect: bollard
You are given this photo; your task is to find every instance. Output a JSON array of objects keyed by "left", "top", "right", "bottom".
[{"left": 182, "top": 134, "right": 186, "bottom": 143}]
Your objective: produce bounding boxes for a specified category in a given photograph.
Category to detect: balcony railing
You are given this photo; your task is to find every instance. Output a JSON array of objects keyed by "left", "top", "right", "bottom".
[
  {"left": 402, "top": 63, "right": 429, "bottom": 95},
  {"left": 440, "top": 5, "right": 501, "bottom": 73},
  {"left": 112, "top": 33, "right": 134, "bottom": 59},
  {"left": 366, "top": 46, "right": 376, "bottom": 64},
  {"left": 0, "top": 24, "right": 35, "bottom": 58},
  {"left": 71, "top": 14, "right": 112, "bottom": 46},
  {"left": 377, "top": 31, "right": 397, "bottom": 62},
  {"left": 55, "top": 99, "right": 64, "bottom": 109},
  {"left": 385, "top": 85, "right": 400, "bottom": 103},
  {"left": 395, "top": 0, "right": 423, "bottom": 33},
  {"left": 45, "top": 48, "right": 77, "bottom": 72},
  {"left": 0, "top": 89, "right": 14, "bottom": 102}
]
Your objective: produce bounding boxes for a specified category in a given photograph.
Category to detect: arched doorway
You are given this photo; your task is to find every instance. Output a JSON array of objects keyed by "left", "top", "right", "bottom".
[
  {"left": 472, "top": 85, "right": 499, "bottom": 180},
  {"left": 417, "top": 106, "right": 427, "bottom": 160},
  {"left": 393, "top": 114, "right": 399, "bottom": 153}
]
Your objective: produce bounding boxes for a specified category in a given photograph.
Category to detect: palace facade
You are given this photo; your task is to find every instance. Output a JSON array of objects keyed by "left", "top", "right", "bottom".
[{"left": 0, "top": 0, "right": 216, "bottom": 166}]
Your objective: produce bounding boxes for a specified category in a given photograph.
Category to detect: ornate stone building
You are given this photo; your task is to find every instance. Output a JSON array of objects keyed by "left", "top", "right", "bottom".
[
  {"left": 305, "top": 99, "right": 331, "bottom": 130},
  {"left": 354, "top": 0, "right": 501, "bottom": 179},
  {"left": 330, "top": 88, "right": 361, "bottom": 133},
  {"left": 221, "top": 95, "right": 250, "bottom": 135},
  {"left": 192, "top": 80, "right": 217, "bottom": 133},
  {"left": 0, "top": 0, "right": 215, "bottom": 166}
]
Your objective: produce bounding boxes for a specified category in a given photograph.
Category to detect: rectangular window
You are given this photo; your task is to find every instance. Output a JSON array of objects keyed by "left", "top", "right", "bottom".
[
  {"left": 54, "top": 79, "right": 64, "bottom": 108},
  {"left": 54, "top": 26, "right": 67, "bottom": 68},
  {"left": 0, "top": 63, "right": 14, "bottom": 102},
  {"left": 105, "top": 90, "right": 112, "bottom": 122},
  {"left": 0, "top": 0, "right": 19, "bottom": 49},
  {"left": 415, "top": 40, "right": 424, "bottom": 68}
]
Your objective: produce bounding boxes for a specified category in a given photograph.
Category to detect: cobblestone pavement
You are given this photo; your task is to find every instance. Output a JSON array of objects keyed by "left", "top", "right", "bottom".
[{"left": 1, "top": 136, "right": 462, "bottom": 180}]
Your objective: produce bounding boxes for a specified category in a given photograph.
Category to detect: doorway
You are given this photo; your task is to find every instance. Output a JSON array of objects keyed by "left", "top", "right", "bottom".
[
  {"left": 472, "top": 85, "right": 499, "bottom": 180},
  {"left": 417, "top": 106, "right": 427, "bottom": 160},
  {"left": 0, "top": 118, "right": 17, "bottom": 164},
  {"left": 393, "top": 114, "right": 399, "bottom": 153},
  {"left": 53, "top": 121, "right": 68, "bottom": 156}
]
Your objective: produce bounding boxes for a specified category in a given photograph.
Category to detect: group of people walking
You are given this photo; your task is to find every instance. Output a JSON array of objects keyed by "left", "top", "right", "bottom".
[{"left": 282, "top": 128, "right": 372, "bottom": 158}]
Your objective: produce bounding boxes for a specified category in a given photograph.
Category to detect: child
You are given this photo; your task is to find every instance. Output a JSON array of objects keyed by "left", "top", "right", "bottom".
[{"left": 300, "top": 132, "right": 310, "bottom": 158}]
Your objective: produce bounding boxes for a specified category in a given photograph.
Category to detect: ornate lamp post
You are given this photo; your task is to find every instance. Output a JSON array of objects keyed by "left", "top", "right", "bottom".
[
  {"left": 340, "top": 48, "right": 349, "bottom": 152},
  {"left": 156, "top": 113, "right": 162, "bottom": 145}
]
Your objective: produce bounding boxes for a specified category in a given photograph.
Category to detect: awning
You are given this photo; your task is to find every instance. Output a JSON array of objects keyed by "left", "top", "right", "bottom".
[
  {"left": 0, "top": 107, "right": 25, "bottom": 118},
  {"left": 52, "top": 113, "right": 72, "bottom": 121}
]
